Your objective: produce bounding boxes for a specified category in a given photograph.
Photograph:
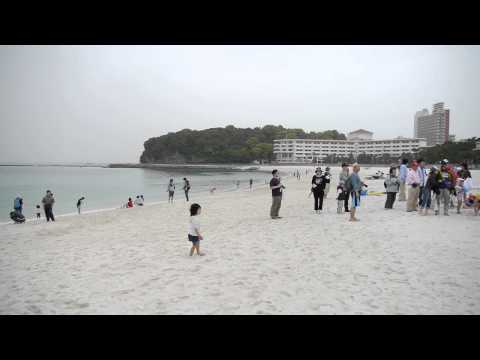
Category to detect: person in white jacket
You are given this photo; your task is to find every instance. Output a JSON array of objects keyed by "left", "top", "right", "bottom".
[{"left": 406, "top": 160, "right": 421, "bottom": 212}]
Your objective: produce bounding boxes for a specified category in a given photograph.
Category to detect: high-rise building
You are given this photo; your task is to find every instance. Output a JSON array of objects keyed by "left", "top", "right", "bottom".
[{"left": 414, "top": 102, "right": 450, "bottom": 146}]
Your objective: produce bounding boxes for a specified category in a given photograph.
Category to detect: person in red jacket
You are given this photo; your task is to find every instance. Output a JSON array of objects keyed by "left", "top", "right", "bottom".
[{"left": 127, "top": 198, "right": 134, "bottom": 208}]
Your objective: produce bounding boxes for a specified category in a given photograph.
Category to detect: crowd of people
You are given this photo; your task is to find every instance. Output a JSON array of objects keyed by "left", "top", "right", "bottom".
[
  {"left": 269, "top": 159, "right": 478, "bottom": 222},
  {"left": 384, "top": 158, "right": 476, "bottom": 216}
]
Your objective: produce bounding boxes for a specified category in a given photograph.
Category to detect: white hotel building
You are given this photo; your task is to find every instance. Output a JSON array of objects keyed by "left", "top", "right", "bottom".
[{"left": 273, "top": 129, "right": 427, "bottom": 163}]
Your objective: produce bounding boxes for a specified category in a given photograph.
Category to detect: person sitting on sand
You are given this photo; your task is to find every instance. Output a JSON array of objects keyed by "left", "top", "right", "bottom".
[
  {"left": 167, "top": 179, "right": 175, "bottom": 203},
  {"left": 127, "top": 198, "right": 134, "bottom": 208},
  {"left": 384, "top": 166, "right": 400, "bottom": 209},
  {"left": 134, "top": 195, "right": 144, "bottom": 206},
  {"left": 270, "top": 169, "right": 285, "bottom": 219},
  {"left": 188, "top": 203, "right": 205, "bottom": 256}
]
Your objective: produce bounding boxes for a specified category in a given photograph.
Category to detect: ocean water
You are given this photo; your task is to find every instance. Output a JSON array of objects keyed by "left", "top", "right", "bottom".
[{"left": 0, "top": 166, "right": 273, "bottom": 222}]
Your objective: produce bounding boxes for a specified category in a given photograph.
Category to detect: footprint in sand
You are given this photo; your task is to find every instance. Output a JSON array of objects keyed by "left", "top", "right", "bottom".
[{"left": 26, "top": 304, "right": 42, "bottom": 314}]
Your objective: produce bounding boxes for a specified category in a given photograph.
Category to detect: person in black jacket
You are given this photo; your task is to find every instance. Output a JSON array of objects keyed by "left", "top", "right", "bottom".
[{"left": 311, "top": 168, "right": 327, "bottom": 214}]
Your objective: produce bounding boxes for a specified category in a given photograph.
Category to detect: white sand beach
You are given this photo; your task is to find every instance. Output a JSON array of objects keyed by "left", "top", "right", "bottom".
[{"left": 1, "top": 166, "right": 479, "bottom": 314}]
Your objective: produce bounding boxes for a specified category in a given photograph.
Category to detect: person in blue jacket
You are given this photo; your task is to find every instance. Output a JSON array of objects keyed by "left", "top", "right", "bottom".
[
  {"left": 398, "top": 158, "right": 408, "bottom": 201},
  {"left": 13, "top": 195, "right": 23, "bottom": 215}
]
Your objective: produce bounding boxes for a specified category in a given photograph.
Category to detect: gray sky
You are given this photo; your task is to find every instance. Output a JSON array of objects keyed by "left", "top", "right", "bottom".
[{"left": 1, "top": 45, "right": 479, "bottom": 163}]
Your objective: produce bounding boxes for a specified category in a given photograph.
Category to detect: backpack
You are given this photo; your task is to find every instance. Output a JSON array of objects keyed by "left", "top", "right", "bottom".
[
  {"left": 14, "top": 198, "right": 21, "bottom": 209},
  {"left": 344, "top": 175, "right": 353, "bottom": 193}
]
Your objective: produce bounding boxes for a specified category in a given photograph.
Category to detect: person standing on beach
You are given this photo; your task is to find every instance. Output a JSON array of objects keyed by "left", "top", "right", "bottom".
[
  {"left": 398, "top": 158, "right": 408, "bottom": 201},
  {"left": 249, "top": 178, "right": 253, "bottom": 190},
  {"left": 416, "top": 159, "right": 428, "bottom": 208},
  {"left": 339, "top": 163, "right": 350, "bottom": 212},
  {"left": 188, "top": 203, "right": 205, "bottom": 256},
  {"left": 42, "top": 190, "right": 55, "bottom": 222},
  {"left": 347, "top": 163, "right": 363, "bottom": 222},
  {"left": 437, "top": 161, "right": 454, "bottom": 216},
  {"left": 183, "top": 178, "right": 191, "bottom": 202},
  {"left": 36, "top": 204, "right": 41, "bottom": 219},
  {"left": 168, "top": 179, "right": 175, "bottom": 203},
  {"left": 77, "top": 197, "right": 85, "bottom": 214},
  {"left": 236, "top": 180, "right": 240, "bottom": 189},
  {"left": 420, "top": 166, "right": 439, "bottom": 216},
  {"left": 406, "top": 160, "right": 421, "bottom": 212},
  {"left": 323, "top": 167, "right": 331, "bottom": 199},
  {"left": 270, "top": 169, "right": 285, "bottom": 219},
  {"left": 384, "top": 166, "right": 400, "bottom": 209},
  {"left": 13, "top": 194, "right": 23, "bottom": 215},
  {"left": 311, "top": 168, "right": 326, "bottom": 214}
]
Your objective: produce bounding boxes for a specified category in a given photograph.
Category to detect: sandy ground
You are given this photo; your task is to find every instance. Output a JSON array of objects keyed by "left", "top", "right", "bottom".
[{"left": 1, "top": 166, "right": 479, "bottom": 314}]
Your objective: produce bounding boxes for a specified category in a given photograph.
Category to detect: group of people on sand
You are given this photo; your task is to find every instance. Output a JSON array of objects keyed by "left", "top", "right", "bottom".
[
  {"left": 384, "top": 158, "right": 477, "bottom": 216},
  {"left": 268, "top": 159, "right": 478, "bottom": 223},
  {"left": 125, "top": 195, "right": 144, "bottom": 208},
  {"left": 165, "top": 178, "right": 191, "bottom": 203},
  {"left": 11, "top": 190, "right": 68, "bottom": 223}
]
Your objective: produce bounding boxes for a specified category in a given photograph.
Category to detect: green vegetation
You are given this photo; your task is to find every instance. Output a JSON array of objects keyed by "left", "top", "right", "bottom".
[
  {"left": 140, "top": 125, "right": 346, "bottom": 164},
  {"left": 417, "top": 137, "right": 480, "bottom": 165}
]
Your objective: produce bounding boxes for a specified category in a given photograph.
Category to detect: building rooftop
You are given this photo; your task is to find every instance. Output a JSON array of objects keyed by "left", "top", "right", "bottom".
[{"left": 348, "top": 129, "right": 373, "bottom": 135}]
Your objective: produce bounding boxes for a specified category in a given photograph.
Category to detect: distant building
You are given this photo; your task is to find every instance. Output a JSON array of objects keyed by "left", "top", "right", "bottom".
[
  {"left": 448, "top": 134, "right": 456, "bottom": 142},
  {"left": 474, "top": 141, "right": 480, "bottom": 151},
  {"left": 273, "top": 129, "right": 427, "bottom": 163},
  {"left": 347, "top": 129, "right": 373, "bottom": 141},
  {"left": 414, "top": 102, "right": 450, "bottom": 146}
]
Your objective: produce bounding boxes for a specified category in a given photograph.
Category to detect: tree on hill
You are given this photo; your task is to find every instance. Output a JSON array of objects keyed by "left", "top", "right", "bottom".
[{"left": 140, "top": 125, "right": 347, "bottom": 164}]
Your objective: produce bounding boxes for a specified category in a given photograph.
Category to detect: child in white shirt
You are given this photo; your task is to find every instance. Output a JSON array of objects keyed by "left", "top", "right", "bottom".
[{"left": 188, "top": 203, "right": 205, "bottom": 256}]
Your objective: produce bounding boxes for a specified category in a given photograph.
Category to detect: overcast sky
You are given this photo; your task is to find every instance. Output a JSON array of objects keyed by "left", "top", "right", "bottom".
[{"left": 1, "top": 45, "right": 479, "bottom": 163}]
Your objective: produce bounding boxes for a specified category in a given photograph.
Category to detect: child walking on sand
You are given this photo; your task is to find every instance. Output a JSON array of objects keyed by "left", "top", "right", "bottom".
[{"left": 188, "top": 203, "right": 205, "bottom": 256}]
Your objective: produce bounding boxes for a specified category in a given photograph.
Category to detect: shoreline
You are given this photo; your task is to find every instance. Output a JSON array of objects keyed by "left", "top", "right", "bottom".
[{"left": 1, "top": 166, "right": 479, "bottom": 314}]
